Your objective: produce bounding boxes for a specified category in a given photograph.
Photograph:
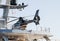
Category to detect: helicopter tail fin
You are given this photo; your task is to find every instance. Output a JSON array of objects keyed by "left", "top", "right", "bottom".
[{"left": 33, "top": 9, "right": 40, "bottom": 25}]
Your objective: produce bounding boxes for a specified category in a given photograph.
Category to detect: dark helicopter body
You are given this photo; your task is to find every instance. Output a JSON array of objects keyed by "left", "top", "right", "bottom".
[{"left": 12, "top": 10, "right": 40, "bottom": 30}]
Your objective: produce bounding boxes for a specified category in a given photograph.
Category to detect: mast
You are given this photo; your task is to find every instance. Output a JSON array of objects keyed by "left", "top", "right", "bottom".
[
  {"left": 0, "top": 0, "right": 28, "bottom": 28},
  {"left": 3, "top": 0, "right": 10, "bottom": 28},
  {"left": 3, "top": 6, "right": 9, "bottom": 28}
]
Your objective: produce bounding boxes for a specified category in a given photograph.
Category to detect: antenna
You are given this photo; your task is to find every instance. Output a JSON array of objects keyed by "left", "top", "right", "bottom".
[
  {"left": 6, "top": 0, "right": 10, "bottom": 5},
  {"left": 0, "top": 0, "right": 2, "bottom": 3}
]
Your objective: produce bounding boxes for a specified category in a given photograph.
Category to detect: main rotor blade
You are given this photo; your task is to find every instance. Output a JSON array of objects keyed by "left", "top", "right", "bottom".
[
  {"left": 7, "top": 18, "right": 18, "bottom": 23},
  {"left": 8, "top": 15, "right": 34, "bottom": 18},
  {"left": 8, "top": 16, "right": 18, "bottom": 18}
]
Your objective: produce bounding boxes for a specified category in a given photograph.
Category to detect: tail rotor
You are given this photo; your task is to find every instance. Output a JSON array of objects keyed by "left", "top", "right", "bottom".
[{"left": 33, "top": 9, "right": 40, "bottom": 25}]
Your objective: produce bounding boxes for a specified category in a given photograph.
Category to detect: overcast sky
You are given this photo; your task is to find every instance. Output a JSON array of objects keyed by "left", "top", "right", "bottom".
[{"left": 0, "top": 0, "right": 60, "bottom": 40}]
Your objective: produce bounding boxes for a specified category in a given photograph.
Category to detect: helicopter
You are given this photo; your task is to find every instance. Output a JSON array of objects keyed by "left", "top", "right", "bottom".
[{"left": 7, "top": 9, "right": 40, "bottom": 30}]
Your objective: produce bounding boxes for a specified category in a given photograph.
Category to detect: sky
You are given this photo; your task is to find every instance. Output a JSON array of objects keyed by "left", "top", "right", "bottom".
[{"left": 0, "top": 0, "right": 60, "bottom": 40}]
